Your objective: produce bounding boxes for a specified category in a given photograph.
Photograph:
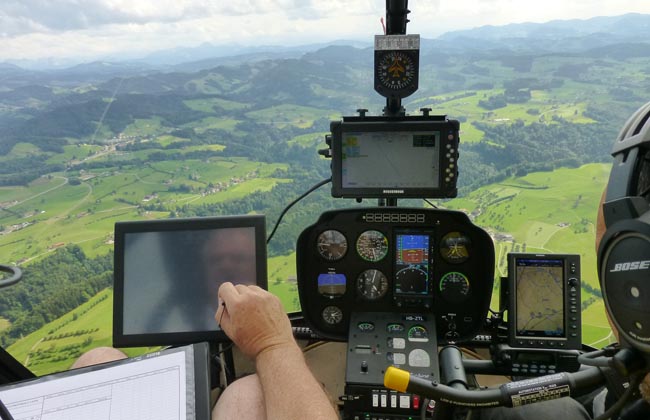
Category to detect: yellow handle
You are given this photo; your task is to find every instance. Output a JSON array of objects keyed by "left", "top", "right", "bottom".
[{"left": 384, "top": 366, "right": 410, "bottom": 392}]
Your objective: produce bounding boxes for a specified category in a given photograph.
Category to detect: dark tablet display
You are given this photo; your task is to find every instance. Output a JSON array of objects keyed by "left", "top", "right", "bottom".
[{"left": 113, "top": 215, "right": 267, "bottom": 347}]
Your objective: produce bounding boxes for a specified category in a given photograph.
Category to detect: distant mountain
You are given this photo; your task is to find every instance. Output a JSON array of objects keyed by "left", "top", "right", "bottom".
[
  {"left": 438, "top": 13, "right": 650, "bottom": 53},
  {"left": 55, "top": 61, "right": 155, "bottom": 78},
  {"left": 142, "top": 40, "right": 370, "bottom": 69}
]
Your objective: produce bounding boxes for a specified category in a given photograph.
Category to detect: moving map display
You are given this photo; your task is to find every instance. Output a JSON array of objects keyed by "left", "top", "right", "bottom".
[
  {"left": 341, "top": 131, "right": 440, "bottom": 190},
  {"left": 514, "top": 258, "right": 565, "bottom": 337}
]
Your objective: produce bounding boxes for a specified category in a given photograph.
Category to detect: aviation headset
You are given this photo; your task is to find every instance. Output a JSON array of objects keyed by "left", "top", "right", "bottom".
[{"left": 599, "top": 100, "right": 650, "bottom": 357}]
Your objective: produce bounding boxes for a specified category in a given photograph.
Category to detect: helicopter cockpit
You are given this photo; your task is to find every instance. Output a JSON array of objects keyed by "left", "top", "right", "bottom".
[{"left": 1, "top": 1, "right": 650, "bottom": 420}]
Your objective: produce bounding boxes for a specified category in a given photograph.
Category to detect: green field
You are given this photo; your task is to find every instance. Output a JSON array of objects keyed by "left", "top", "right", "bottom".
[
  {"left": 0, "top": 153, "right": 289, "bottom": 263},
  {"left": 3, "top": 162, "right": 616, "bottom": 375},
  {"left": 407, "top": 88, "right": 597, "bottom": 143},
  {"left": 5, "top": 253, "right": 300, "bottom": 375},
  {"left": 245, "top": 104, "right": 340, "bottom": 129},
  {"left": 445, "top": 163, "right": 613, "bottom": 344}
]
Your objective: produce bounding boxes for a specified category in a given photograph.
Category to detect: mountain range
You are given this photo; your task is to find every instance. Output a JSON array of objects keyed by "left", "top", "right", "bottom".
[{"left": 3, "top": 13, "right": 650, "bottom": 74}]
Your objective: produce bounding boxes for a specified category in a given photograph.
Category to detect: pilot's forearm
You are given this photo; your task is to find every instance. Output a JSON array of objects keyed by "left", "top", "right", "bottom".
[{"left": 255, "top": 342, "right": 339, "bottom": 420}]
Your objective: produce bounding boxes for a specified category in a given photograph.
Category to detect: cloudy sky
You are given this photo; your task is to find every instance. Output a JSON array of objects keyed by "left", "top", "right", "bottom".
[{"left": 2, "top": 0, "right": 650, "bottom": 63}]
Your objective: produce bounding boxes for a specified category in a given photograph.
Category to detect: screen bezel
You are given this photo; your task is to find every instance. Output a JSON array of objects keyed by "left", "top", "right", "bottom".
[
  {"left": 113, "top": 215, "right": 267, "bottom": 347},
  {"left": 331, "top": 120, "right": 456, "bottom": 199},
  {"left": 507, "top": 253, "right": 567, "bottom": 343}
]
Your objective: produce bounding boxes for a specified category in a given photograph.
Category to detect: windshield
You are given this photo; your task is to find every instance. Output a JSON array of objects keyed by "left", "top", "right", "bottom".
[{"left": 2, "top": 1, "right": 650, "bottom": 375}]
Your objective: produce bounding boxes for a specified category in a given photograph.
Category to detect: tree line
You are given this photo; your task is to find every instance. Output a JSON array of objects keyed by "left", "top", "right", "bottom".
[{"left": 0, "top": 246, "right": 113, "bottom": 347}]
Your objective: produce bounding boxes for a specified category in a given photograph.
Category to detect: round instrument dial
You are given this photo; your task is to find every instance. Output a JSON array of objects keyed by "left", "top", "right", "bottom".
[
  {"left": 356, "top": 230, "right": 389, "bottom": 262},
  {"left": 317, "top": 230, "right": 348, "bottom": 261},
  {"left": 377, "top": 50, "right": 417, "bottom": 92},
  {"left": 395, "top": 266, "right": 428, "bottom": 294},
  {"left": 321, "top": 306, "right": 343, "bottom": 325},
  {"left": 440, "top": 232, "right": 471, "bottom": 264},
  {"left": 439, "top": 272, "right": 471, "bottom": 303},
  {"left": 357, "top": 269, "right": 389, "bottom": 300}
]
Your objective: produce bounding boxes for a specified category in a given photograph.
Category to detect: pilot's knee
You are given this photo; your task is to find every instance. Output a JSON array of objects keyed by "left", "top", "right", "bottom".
[
  {"left": 71, "top": 347, "right": 128, "bottom": 369},
  {"left": 212, "top": 374, "right": 265, "bottom": 419}
]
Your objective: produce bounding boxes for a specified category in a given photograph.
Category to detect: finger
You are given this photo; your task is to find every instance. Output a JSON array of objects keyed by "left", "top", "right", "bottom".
[
  {"left": 215, "top": 300, "right": 225, "bottom": 321},
  {"left": 248, "top": 285, "right": 266, "bottom": 294},
  {"left": 218, "top": 282, "right": 239, "bottom": 304},
  {"left": 216, "top": 305, "right": 232, "bottom": 332},
  {"left": 234, "top": 284, "right": 250, "bottom": 295}
]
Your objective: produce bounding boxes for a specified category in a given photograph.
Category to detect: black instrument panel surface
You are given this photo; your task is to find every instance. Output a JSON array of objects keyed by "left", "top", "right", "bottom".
[{"left": 297, "top": 207, "right": 495, "bottom": 343}]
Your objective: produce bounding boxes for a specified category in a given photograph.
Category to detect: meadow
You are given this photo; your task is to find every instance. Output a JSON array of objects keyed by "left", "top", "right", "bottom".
[{"left": 2, "top": 162, "right": 615, "bottom": 374}]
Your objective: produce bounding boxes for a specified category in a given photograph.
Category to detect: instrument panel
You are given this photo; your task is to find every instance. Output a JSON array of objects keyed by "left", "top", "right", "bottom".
[{"left": 297, "top": 207, "right": 495, "bottom": 343}]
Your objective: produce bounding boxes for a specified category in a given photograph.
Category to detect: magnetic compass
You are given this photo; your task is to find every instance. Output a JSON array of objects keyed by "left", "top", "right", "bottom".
[{"left": 374, "top": 34, "right": 420, "bottom": 99}]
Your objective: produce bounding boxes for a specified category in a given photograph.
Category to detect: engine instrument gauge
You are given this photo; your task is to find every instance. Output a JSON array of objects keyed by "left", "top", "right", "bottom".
[
  {"left": 357, "top": 322, "right": 375, "bottom": 332},
  {"left": 387, "top": 323, "right": 405, "bottom": 334},
  {"left": 322, "top": 306, "right": 344, "bottom": 325},
  {"left": 440, "top": 232, "right": 471, "bottom": 264},
  {"left": 357, "top": 269, "right": 389, "bottom": 300},
  {"left": 317, "top": 230, "right": 348, "bottom": 261},
  {"left": 439, "top": 271, "right": 471, "bottom": 303},
  {"left": 356, "top": 230, "right": 389, "bottom": 262},
  {"left": 407, "top": 325, "right": 429, "bottom": 342}
]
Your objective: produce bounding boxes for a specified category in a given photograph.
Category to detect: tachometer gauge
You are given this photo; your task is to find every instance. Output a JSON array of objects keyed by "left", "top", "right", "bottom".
[
  {"left": 321, "top": 306, "right": 344, "bottom": 325},
  {"left": 317, "top": 230, "right": 348, "bottom": 261},
  {"left": 439, "top": 272, "right": 471, "bottom": 303},
  {"left": 440, "top": 232, "right": 471, "bottom": 264},
  {"left": 356, "top": 230, "right": 389, "bottom": 262},
  {"left": 407, "top": 325, "right": 429, "bottom": 342},
  {"left": 357, "top": 269, "right": 389, "bottom": 300}
]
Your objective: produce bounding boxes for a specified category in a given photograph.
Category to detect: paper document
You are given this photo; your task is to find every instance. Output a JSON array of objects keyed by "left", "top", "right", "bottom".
[{"left": 0, "top": 350, "right": 188, "bottom": 420}]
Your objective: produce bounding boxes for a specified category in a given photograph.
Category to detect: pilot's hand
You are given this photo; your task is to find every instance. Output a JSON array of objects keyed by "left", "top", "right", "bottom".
[
  {"left": 216, "top": 282, "right": 295, "bottom": 359},
  {"left": 641, "top": 372, "right": 650, "bottom": 403}
]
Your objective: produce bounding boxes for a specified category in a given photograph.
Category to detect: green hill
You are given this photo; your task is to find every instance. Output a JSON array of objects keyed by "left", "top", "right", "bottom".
[
  {"left": 5, "top": 289, "right": 157, "bottom": 376},
  {"left": 4, "top": 163, "right": 615, "bottom": 376},
  {"left": 445, "top": 163, "right": 614, "bottom": 347}
]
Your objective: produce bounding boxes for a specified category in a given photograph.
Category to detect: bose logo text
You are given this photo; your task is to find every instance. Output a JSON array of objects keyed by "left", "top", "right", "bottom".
[{"left": 610, "top": 261, "right": 650, "bottom": 272}]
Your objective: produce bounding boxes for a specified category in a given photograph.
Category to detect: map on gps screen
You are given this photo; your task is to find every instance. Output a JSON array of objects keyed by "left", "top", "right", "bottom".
[{"left": 515, "top": 259, "right": 564, "bottom": 337}]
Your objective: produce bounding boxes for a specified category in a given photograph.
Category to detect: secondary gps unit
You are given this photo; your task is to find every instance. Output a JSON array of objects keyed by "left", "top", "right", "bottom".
[
  {"left": 507, "top": 253, "right": 581, "bottom": 350},
  {"left": 330, "top": 115, "right": 459, "bottom": 199}
]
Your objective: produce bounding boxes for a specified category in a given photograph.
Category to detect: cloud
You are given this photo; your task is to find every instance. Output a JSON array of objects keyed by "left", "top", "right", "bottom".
[
  {"left": 0, "top": 0, "right": 384, "bottom": 37},
  {"left": 2, "top": 0, "right": 650, "bottom": 62}
]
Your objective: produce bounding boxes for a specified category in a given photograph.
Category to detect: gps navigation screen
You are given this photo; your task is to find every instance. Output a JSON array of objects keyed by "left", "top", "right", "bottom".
[
  {"left": 515, "top": 257, "right": 565, "bottom": 337},
  {"left": 341, "top": 131, "right": 440, "bottom": 189}
]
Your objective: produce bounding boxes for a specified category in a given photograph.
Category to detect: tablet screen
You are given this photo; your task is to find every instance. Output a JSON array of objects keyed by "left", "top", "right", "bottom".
[{"left": 113, "top": 215, "right": 267, "bottom": 347}]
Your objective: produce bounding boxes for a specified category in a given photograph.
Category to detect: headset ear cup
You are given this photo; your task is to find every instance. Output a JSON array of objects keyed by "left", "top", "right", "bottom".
[{"left": 599, "top": 219, "right": 650, "bottom": 354}]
